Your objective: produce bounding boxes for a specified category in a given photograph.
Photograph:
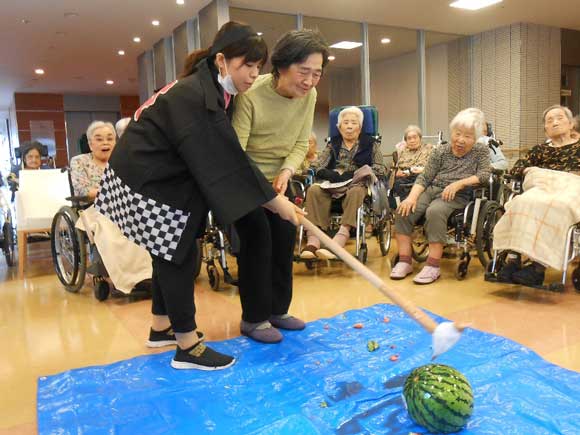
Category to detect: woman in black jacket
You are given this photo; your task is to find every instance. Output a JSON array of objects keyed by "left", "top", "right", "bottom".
[{"left": 95, "top": 22, "right": 302, "bottom": 370}]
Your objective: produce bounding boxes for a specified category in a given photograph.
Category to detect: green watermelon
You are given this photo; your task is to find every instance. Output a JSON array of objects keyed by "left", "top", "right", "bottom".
[{"left": 403, "top": 364, "right": 474, "bottom": 434}]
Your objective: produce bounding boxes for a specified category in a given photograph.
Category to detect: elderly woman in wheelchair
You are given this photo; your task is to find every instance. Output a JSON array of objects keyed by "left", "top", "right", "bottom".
[
  {"left": 488, "top": 104, "right": 580, "bottom": 291},
  {"left": 299, "top": 106, "right": 387, "bottom": 262},
  {"left": 52, "top": 120, "right": 153, "bottom": 301},
  {"left": 391, "top": 108, "right": 491, "bottom": 284},
  {"left": 391, "top": 125, "right": 432, "bottom": 204}
]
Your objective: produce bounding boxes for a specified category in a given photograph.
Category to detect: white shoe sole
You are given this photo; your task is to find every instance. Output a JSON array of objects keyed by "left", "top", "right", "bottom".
[
  {"left": 413, "top": 275, "right": 441, "bottom": 285},
  {"left": 146, "top": 339, "right": 177, "bottom": 348},
  {"left": 316, "top": 248, "right": 337, "bottom": 260},
  {"left": 170, "top": 358, "right": 236, "bottom": 371}
]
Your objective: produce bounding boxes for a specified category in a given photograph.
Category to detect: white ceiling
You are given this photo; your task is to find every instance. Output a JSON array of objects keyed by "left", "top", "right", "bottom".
[{"left": 1, "top": 0, "right": 580, "bottom": 110}]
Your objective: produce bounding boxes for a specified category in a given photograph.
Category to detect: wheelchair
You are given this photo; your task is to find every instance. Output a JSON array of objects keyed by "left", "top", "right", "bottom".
[
  {"left": 294, "top": 105, "right": 392, "bottom": 267},
  {"left": 193, "top": 211, "right": 237, "bottom": 291},
  {"left": 0, "top": 189, "right": 15, "bottom": 266},
  {"left": 389, "top": 150, "right": 505, "bottom": 280},
  {"left": 484, "top": 172, "right": 580, "bottom": 292},
  {"left": 50, "top": 169, "right": 149, "bottom": 301}
]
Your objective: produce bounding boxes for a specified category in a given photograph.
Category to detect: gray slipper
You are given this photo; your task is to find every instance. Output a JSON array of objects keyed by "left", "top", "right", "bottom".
[{"left": 240, "top": 320, "right": 283, "bottom": 343}]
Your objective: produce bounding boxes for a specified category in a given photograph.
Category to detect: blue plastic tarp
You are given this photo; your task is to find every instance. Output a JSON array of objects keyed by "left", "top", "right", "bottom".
[{"left": 37, "top": 304, "right": 580, "bottom": 434}]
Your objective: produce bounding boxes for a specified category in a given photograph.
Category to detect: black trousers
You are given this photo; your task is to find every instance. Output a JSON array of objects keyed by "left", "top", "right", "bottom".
[
  {"left": 234, "top": 208, "right": 296, "bottom": 323},
  {"left": 150, "top": 243, "right": 197, "bottom": 333}
]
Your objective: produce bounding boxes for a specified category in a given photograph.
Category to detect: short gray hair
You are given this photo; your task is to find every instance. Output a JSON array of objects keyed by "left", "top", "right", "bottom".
[
  {"left": 87, "top": 121, "right": 115, "bottom": 141},
  {"left": 115, "top": 117, "right": 131, "bottom": 137},
  {"left": 337, "top": 106, "right": 364, "bottom": 128},
  {"left": 542, "top": 104, "right": 574, "bottom": 124},
  {"left": 450, "top": 108, "right": 485, "bottom": 140},
  {"left": 404, "top": 125, "right": 422, "bottom": 140}
]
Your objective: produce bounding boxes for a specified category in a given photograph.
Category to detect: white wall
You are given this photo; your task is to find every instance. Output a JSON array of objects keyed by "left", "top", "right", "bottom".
[
  {"left": 426, "top": 43, "right": 449, "bottom": 143},
  {"left": 369, "top": 44, "right": 450, "bottom": 153}
]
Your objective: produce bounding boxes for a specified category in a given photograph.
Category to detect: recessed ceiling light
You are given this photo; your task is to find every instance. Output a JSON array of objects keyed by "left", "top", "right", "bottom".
[
  {"left": 34, "top": 69, "right": 45, "bottom": 75},
  {"left": 118, "top": 50, "right": 125, "bottom": 56},
  {"left": 106, "top": 80, "right": 114, "bottom": 85},
  {"left": 176, "top": 0, "right": 185, "bottom": 4},
  {"left": 133, "top": 37, "right": 141, "bottom": 43},
  {"left": 328, "top": 55, "right": 336, "bottom": 61},
  {"left": 64, "top": 12, "right": 79, "bottom": 18},
  {"left": 381, "top": 38, "right": 391, "bottom": 44},
  {"left": 257, "top": 32, "right": 263, "bottom": 36},
  {"left": 329, "top": 41, "right": 362, "bottom": 50},
  {"left": 449, "top": 0, "right": 502, "bottom": 10},
  {"left": 152, "top": 20, "right": 160, "bottom": 26},
  {"left": 21, "top": 19, "right": 31, "bottom": 24}
]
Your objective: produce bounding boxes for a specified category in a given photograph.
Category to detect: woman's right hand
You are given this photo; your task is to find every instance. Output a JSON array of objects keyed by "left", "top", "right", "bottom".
[
  {"left": 396, "top": 169, "right": 408, "bottom": 178},
  {"left": 263, "top": 195, "right": 305, "bottom": 226},
  {"left": 396, "top": 197, "right": 417, "bottom": 217}
]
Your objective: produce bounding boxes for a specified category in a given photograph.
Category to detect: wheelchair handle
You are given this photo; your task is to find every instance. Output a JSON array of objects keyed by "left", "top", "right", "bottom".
[{"left": 299, "top": 216, "right": 466, "bottom": 358}]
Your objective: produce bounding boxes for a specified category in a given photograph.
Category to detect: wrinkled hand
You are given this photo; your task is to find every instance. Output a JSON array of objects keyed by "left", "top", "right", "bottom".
[
  {"left": 396, "top": 197, "right": 417, "bottom": 217},
  {"left": 263, "top": 194, "right": 305, "bottom": 226},
  {"left": 273, "top": 168, "right": 293, "bottom": 194},
  {"left": 441, "top": 181, "right": 463, "bottom": 202},
  {"left": 396, "top": 170, "right": 408, "bottom": 178}
]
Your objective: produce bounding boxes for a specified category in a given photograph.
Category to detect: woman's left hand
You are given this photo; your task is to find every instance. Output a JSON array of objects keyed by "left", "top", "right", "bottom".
[
  {"left": 273, "top": 168, "right": 293, "bottom": 194},
  {"left": 441, "top": 181, "right": 463, "bottom": 202}
]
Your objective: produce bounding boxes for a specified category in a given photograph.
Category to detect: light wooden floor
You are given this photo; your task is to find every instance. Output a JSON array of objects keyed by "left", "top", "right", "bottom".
[{"left": 1, "top": 240, "right": 580, "bottom": 434}]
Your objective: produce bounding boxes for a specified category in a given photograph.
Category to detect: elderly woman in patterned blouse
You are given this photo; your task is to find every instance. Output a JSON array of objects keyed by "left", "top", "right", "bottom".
[
  {"left": 300, "top": 106, "right": 386, "bottom": 260},
  {"left": 391, "top": 108, "right": 491, "bottom": 284},
  {"left": 70, "top": 121, "right": 116, "bottom": 200},
  {"left": 392, "top": 125, "right": 432, "bottom": 201}
]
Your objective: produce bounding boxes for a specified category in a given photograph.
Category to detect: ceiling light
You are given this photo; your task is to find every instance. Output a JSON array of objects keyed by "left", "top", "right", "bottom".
[
  {"left": 106, "top": 80, "right": 114, "bottom": 85},
  {"left": 64, "top": 12, "right": 79, "bottom": 18},
  {"left": 449, "top": 0, "right": 502, "bottom": 10},
  {"left": 152, "top": 20, "right": 160, "bottom": 26},
  {"left": 133, "top": 37, "right": 141, "bottom": 43},
  {"left": 257, "top": 32, "right": 263, "bottom": 36},
  {"left": 328, "top": 56, "right": 336, "bottom": 61},
  {"left": 176, "top": 0, "right": 185, "bottom": 4},
  {"left": 118, "top": 50, "right": 125, "bottom": 56},
  {"left": 21, "top": 19, "right": 31, "bottom": 24},
  {"left": 330, "top": 41, "right": 362, "bottom": 50},
  {"left": 381, "top": 38, "right": 391, "bottom": 44},
  {"left": 34, "top": 69, "right": 45, "bottom": 75}
]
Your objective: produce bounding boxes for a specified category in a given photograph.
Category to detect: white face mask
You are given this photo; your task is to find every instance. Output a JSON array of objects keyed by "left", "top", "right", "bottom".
[{"left": 217, "top": 60, "right": 239, "bottom": 96}]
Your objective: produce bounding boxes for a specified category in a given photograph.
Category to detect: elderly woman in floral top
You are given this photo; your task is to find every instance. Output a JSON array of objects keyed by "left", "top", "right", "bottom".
[{"left": 70, "top": 121, "right": 116, "bottom": 200}]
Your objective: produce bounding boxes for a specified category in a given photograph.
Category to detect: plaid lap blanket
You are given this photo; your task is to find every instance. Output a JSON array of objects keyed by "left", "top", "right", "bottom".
[{"left": 493, "top": 167, "right": 580, "bottom": 270}]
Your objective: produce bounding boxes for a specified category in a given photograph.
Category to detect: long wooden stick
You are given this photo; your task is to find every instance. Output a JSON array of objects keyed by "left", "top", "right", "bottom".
[{"left": 300, "top": 216, "right": 438, "bottom": 334}]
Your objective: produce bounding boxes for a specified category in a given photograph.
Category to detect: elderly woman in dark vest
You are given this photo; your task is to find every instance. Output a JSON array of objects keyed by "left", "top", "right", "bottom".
[{"left": 300, "top": 106, "right": 386, "bottom": 259}]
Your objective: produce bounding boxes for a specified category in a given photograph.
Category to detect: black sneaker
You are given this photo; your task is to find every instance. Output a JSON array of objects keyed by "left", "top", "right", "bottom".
[
  {"left": 496, "top": 261, "right": 521, "bottom": 283},
  {"left": 146, "top": 327, "right": 205, "bottom": 348},
  {"left": 512, "top": 264, "right": 546, "bottom": 287},
  {"left": 171, "top": 342, "right": 235, "bottom": 370}
]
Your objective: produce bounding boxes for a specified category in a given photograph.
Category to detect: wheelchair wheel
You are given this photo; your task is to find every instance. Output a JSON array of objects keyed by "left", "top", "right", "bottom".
[
  {"left": 193, "top": 239, "right": 202, "bottom": 280},
  {"left": 207, "top": 264, "right": 220, "bottom": 291},
  {"left": 2, "top": 219, "right": 15, "bottom": 267},
  {"left": 455, "top": 260, "right": 469, "bottom": 280},
  {"left": 357, "top": 245, "right": 368, "bottom": 264},
  {"left": 93, "top": 277, "right": 111, "bottom": 302},
  {"left": 51, "top": 206, "right": 87, "bottom": 293},
  {"left": 476, "top": 201, "right": 505, "bottom": 268},
  {"left": 573, "top": 267, "right": 580, "bottom": 292},
  {"left": 377, "top": 220, "right": 392, "bottom": 256}
]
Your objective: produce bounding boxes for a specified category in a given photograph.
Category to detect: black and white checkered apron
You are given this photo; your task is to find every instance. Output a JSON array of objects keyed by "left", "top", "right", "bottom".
[{"left": 95, "top": 166, "right": 190, "bottom": 262}]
